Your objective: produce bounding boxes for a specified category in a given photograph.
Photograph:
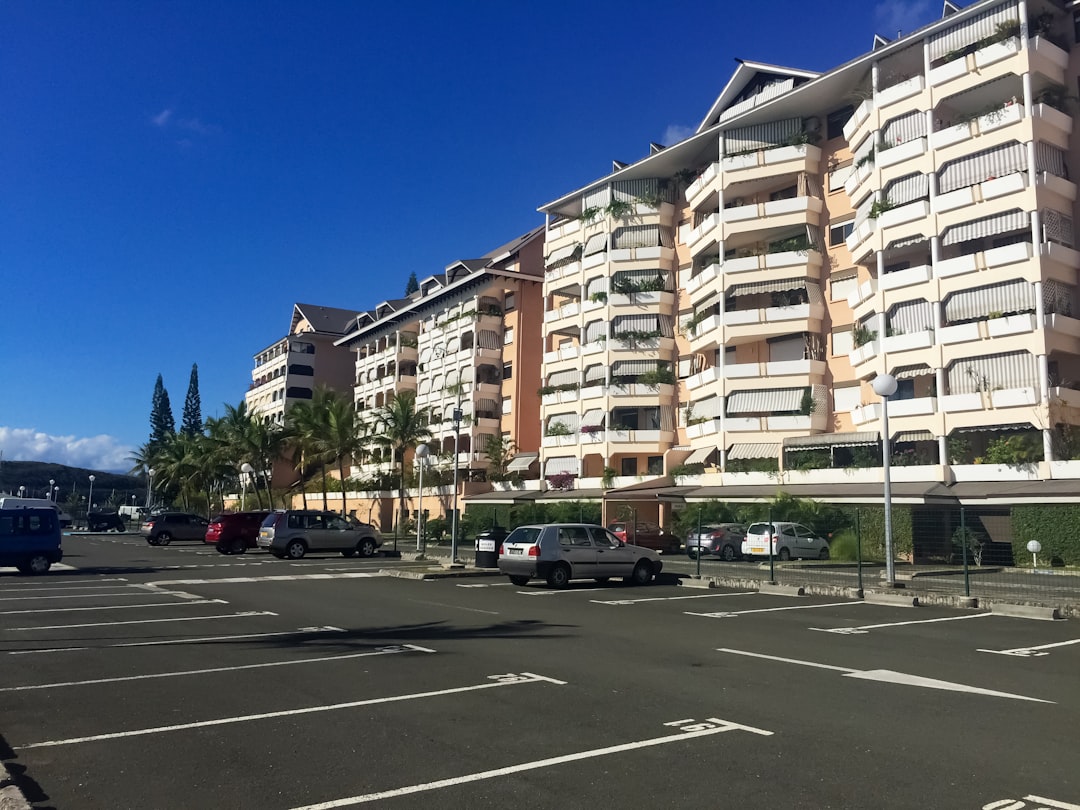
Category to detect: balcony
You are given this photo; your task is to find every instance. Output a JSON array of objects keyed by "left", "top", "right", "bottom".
[
  {"left": 609, "top": 290, "right": 675, "bottom": 309},
  {"left": 880, "top": 264, "right": 932, "bottom": 292},
  {"left": 844, "top": 159, "right": 873, "bottom": 199},
  {"left": 877, "top": 75, "right": 925, "bottom": 110},
  {"left": 606, "top": 429, "right": 675, "bottom": 447},
  {"left": 986, "top": 312, "right": 1036, "bottom": 338},
  {"left": 543, "top": 301, "right": 580, "bottom": 324},
  {"left": 685, "top": 162, "right": 719, "bottom": 209},
  {"left": 723, "top": 196, "right": 823, "bottom": 236},
  {"left": 876, "top": 137, "right": 927, "bottom": 170},
  {"left": 686, "top": 365, "right": 723, "bottom": 391},
  {"left": 721, "top": 144, "right": 821, "bottom": 180},
  {"left": 723, "top": 299, "right": 825, "bottom": 343},
  {"left": 843, "top": 97, "right": 874, "bottom": 143},
  {"left": 685, "top": 313, "right": 722, "bottom": 353},
  {"left": 882, "top": 329, "right": 934, "bottom": 354},
  {"left": 685, "top": 212, "right": 720, "bottom": 253},
  {"left": 719, "top": 248, "right": 823, "bottom": 281},
  {"left": 684, "top": 261, "right": 719, "bottom": 296},
  {"left": 609, "top": 245, "right": 676, "bottom": 265},
  {"left": 547, "top": 218, "right": 582, "bottom": 243}
]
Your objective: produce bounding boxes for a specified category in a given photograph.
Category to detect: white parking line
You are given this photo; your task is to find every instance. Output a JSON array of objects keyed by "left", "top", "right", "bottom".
[
  {"left": 0, "top": 599, "right": 226, "bottom": 616},
  {"left": 686, "top": 601, "right": 862, "bottom": 619},
  {"left": 518, "top": 587, "right": 609, "bottom": 596},
  {"left": 0, "top": 643, "right": 435, "bottom": 692},
  {"left": 978, "top": 637, "right": 1080, "bottom": 657},
  {"left": 592, "top": 591, "right": 756, "bottom": 605},
  {"left": 0, "top": 579, "right": 129, "bottom": 590},
  {"left": 4, "top": 610, "right": 277, "bottom": 631},
  {"left": 19, "top": 672, "right": 566, "bottom": 748},
  {"left": 810, "top": 612, "right": 993, "bottom": 635},
  {"left": 291, "top": 716, "right": 773, "bottom": 808},
  {"left": 0, "top": 592, "right": 169, "bottom": 602},
  {"left": 8, "top": 626, "right": 346, "bottom": 654},
  {"left": 144, "top": 573, "right": 381, "bottom": 586}
]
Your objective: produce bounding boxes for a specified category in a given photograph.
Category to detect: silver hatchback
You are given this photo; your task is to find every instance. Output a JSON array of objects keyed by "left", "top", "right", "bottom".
[{"left": 498, "top": 523, "right": 663, "bottom": 589}]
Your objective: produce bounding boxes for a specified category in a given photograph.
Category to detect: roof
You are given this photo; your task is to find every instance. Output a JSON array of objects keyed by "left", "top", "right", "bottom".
[
  {"left": 291, "top": 303, "right": 366, "bottom": 336},
  {"left": 696, "top": 59, "right": 821, "bottom": 133}
]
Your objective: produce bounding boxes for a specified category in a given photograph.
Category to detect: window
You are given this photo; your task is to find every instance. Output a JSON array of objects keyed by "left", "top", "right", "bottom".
[
  {"left": 501, "top": 398, "right": 512, "bottom": 415},
  {"left": 621, "top": 457, "right": 638, "bottom": 476},
  {"left": 830, "top": 220, "right": 855, "bottom": 245},
  {"left": 831, "top": 273, "right": 858, "bottom": 302},
  {"left": 503, "top": 327, "right": 514, "bottom": 345},
  {"left": 502, "top": 362, "right": 513, "bottom": 380},
  {"left": 647, "top": 456, "right": 663, "bottom": 475},
  {"left": 827, "top": 106, "right": 854, "bottom": 140},
  {"left": 892, "top": 379, "right": 916, "bottom": 400},
  {"left": 832, "top": 329, "right": 855, "bottom": 356},
  {"left": 503, "top": 293, "right": 515, "bottom": 311}
]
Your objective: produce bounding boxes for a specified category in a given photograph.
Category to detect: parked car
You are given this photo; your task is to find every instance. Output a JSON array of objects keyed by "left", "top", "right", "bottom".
[
  {"left": 606, "top": 520, "right": 681, "bottom": 554},
  {"left": 205, "top": 511, "right": 272, "bottom": 555},
  {"left": 87, "top": 511, "right": 126, "bottom": 532},
  {"left": 0, "top": 506, "right": 63, "bottom": 574},
  {"left": 686, "top": 523, "right": 746, "bottom": 561},
  {"left": 742, "top": 521, "right": 830, "bottom": 561},
  {"left": 258, "top": 510, "right": 382, "bottom": 559},
  {"left": 498, "top": 523, "right": 662, "bottom": 589},
  {"left": 0, "top": 497, "right": 73, "bottom": 528},
  {"left": 140, "top": 512, "right": 210, "bottom": 546}
]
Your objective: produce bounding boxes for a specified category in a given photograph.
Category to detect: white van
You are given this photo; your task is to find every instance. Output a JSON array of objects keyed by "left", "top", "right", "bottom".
[
  {"left": 0, "top": 497, "right": 74, "bottom": 529},
  {"left": 118, "top": 505, "right": 147, "bottom": 522}
]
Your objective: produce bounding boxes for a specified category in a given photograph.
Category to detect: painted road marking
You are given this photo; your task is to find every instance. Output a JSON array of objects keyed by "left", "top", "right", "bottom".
[
  {"left": 592, "top": 591, "right": 756, "bottom": 605},
  {"left": 291, "top": 716, "right": 773, "bottom": 808},
  {"left": 455, "top": 582, "right": 513, "bottom": 588},
  {"left": 0, "top": 579, "right": 129, "bottom": 590},
  {"left": 0, "top": 563, "right": 75, "bottom": 573},
  {"left": 979, "top": 637, "right": 1080, "bottom": 657},
  {"left": 4, "top": 610, "right": 277, "bottom": 631},
  {"left": 0, "top": 591, "right": 172, "bottom": 602},
  {"left": 984, "top": 796, "right": 1080, "bottom": 810},
  {"left": 717, "top": 648, "right": 1054, "bottom": 703},
  {"left": 19, "top": 672, "right": 566, "bottom": 748},
  {"left": 518, "top": 587, "right": 609, "bottom": 596},
  {"left": 810, "top": 612, "right": 993, "bottom": 635},
  {"left": 7, "top": 626, "right": 346, "bottom": 654},
  {"left": 0, "top": 643, "right": 434, "bottom": 692},
  {"left": 687, "top": 600, "right": 862, "bottom": 619},
  {"left": 0, "top": 599, "right": 226, "bottom": 616},
  {"left": 144, "top": 572, "right": 381, "bottom": 586}
]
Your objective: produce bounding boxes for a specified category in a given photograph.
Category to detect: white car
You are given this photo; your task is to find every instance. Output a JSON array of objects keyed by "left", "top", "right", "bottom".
[
  {"left": 498, "top": 523, "right": 662, "bottom": 588},
  {"left": 742, "top": 521, "right": 830, "bottom": 561}
]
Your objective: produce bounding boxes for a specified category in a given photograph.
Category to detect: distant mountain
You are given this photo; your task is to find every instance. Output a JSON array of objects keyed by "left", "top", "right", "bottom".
[{"left": 0, "top": 460, "right": 143, "bottom": 502}]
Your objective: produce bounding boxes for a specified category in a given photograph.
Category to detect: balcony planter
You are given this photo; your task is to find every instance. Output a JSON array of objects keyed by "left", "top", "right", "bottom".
[
  {"left": 765, "top": 303, "right": 811, "bottom": 322},
  {"left": 686, "top": 162, "right": 719, "bottom": 204},
  {"left": 852, "top": 403, "right": 879, "bottom": 425},
  {"left": 848, "top": 278, "right": 877, "bottom": 309},
  {"left": 934, "top": 253, "right": 978, "bottom": 279},
  {"left": 1032, "top": 35, "right": 1069, "bottom": 69},
  {"left": 722, "top": 417, "right": 761, "bottom": 432},
  {"left": 724, "top": 309, "right": 762, "bottom": 327},
  {"left": 951, "top": 463, "right": 1040, "bottom": 482},
  {"left": 723, "top": 362, "right": 759, "bottom": 378},
  {"left": 974, "top": 36, "right": 1020, "bottom": 69},
  {"left": 939, "top": 392, "right": 983, "bottom": 412},
  {"left": 882, "top": 329, "right": 933, "bottom": 353},
  {"left": 938, "top": 321, "right": 981, "bottom": 344},
  {"left": 888, "top": 396, "right": 936, "bottom": 416},
  {"left": 990, "top": 386, "right": 1038, "bottom": 407},
  {"left": 723, "top": 254, "right": 761, "bottom": 274},
  {"left": 987, "top": 312, "right": 1035, "bottom": 337},
  {"left": 880, "top": 264, "right": 932, "bottom": 291},
  {"left": 1050, "top": 459, "right": 1080, "bottom": 479},
  {"left": 930, "top": 121, "right": 972, "bottom": 150},
  {"left": 765, "top": 359, "right": 819, "bottom": 376},
  {"left": 1038, "top": 171, "right": 1076, "bottom": 201},
  {"left": 978, "top": 102, "right": 1024, "bottom": 134},
  {"left": 844, "top": 160, "right": 872, "bottom": 198},
  {"left": 1043, "top": 241, "right": 1080, "bottom": 268},
  {"left": 843, "top": 98, "right": 873, "bottom": 142},
  {"left": 876, "top": 75, "right": 924, "bottom": 108},
  {"left": 722, "top": 203, "right": 758, "bottom": 222},
  {"left": 722, "top": 152, "right": 759, "bottom": 171},
  {"left": 981, "top": 172, "right": 1026, "bottom": 200},
  {"left": 763, "top": 196, "right": 822, "bottom": 217},
  {"left": 849, "top": 339, "right": 880, "bottom": 366},
  {"left": 929, "top": 56, "right": 970, "bottom": 87},
  {"left": 877, "top": 136, "right": 927, "bottom": 168},
  {"left": 763, "top": 144, "right": 821, "bottom": 166},
  {"left": 765, "top": 249, "right": 819, "bottom": 269},
  {"left": 878, "top": 199, "right": 929, "bottom": 229}
]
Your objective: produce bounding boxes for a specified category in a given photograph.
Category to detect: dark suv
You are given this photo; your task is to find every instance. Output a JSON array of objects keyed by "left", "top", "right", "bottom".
[
  {"left": 205, "top": 511, "right": 272, "bottom": 555},
  {"left": 140, "top": 512, "right": 210, "bottom": 546},
  {"left": 87, "top": 511, "right": 127, "bottom": 533}
]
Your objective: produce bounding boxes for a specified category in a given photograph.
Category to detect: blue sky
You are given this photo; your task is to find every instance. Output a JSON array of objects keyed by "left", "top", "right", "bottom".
[{"left": 0, "top": 0, "right": 940, "bottom": 473}]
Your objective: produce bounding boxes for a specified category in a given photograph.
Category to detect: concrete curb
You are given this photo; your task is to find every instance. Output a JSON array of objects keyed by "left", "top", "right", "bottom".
[
  {"left": 678, "top": 577, "right": 717, "bottom": 589},
  {"left": 865, "top": 591, "right": 920, "bottom": 607},
  {"left": 378, "top": 567, "right": 502, "bottom": 581},
  {"left": 759, "top": 583, "right": 805, "bottom": 597},
  {"left": 989, "top": 602, "right": 1062, "bottom": 620},
  {"left": 0, "top": 762, "right": 31, "bottom": 810}
]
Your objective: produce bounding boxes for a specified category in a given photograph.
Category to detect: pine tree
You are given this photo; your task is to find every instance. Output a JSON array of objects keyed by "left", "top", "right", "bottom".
[
  {"left": 149, "top": 374, "right": 176, "bottom": 449},
  {"left": 405, "top": 271, "right": 419, "bottom": 295},
  {"left": 181, "top": 363, "right": 203, "bottom": 436}
]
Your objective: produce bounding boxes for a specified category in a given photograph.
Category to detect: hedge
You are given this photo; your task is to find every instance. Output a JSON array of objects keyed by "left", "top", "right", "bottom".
[{"left": 1011, "top": 505, "right": 1080, "bottom": 566}]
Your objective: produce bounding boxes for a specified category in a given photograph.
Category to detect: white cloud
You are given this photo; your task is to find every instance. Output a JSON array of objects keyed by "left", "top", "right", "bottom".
[
  {"left": 152, "top": 108, "right": 173, "bottom": 127},
  {"left": 661, "top": 124, "right": 695, "bottom": 147},
  {"left": 875, "top": 0, "right": 933, "bottom": 39},
  {"left": 0, "top": 427, "right": 134, "bottom": 473}
]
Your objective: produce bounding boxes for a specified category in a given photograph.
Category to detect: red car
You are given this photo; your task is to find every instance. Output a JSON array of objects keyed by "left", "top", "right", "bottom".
[
  {"left": 606, "top": 521, "right": 681, "bottom": 554},
  {"left": 205, "top": 511, "right": 272, "bottom": 555}
]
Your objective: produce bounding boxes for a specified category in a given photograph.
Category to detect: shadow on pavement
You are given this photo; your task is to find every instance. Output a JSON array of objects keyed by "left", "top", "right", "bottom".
[{"left": 0, "top": 733, "right": 55, "bottom": 810}]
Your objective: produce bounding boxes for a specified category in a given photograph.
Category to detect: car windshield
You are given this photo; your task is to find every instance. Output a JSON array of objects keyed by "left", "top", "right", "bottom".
[
  {"left": 505, "top": 527, "right": 542, "bottom": 545},
  {"left": 747, "top": 523, "right": 772, "bottom": 535}
]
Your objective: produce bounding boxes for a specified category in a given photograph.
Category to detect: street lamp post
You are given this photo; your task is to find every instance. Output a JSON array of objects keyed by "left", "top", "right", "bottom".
[
  {"left": 240, "top": 463, "right": 254, "bottom": 511},
  {"left": 49, "top": 479, "right": 55, "bottom": 502},
  {"left": 54, "top": 486, "right": 60, "bottom": 502},
  {"left": 872, "top": 373, "right": 898, "bottom": 586},
  {"left": 146, "top": 468, "right": 156, "bottom": 511},
  {"left": 17, "top": 486, "right": 26, "bottom": 498},
  {"left": 451, "top": 406, "right": 463, "bottom": 564},
  {"left": 87, "top": 475, "right": 96, "bottom": 526},
  {"left": 414, "top": 443, "right": 429, "bottom": 557}
]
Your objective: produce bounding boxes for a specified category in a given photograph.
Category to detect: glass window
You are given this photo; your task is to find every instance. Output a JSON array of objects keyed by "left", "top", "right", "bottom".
[
  {"left": 502, "top": 362, "right": 513, "bottom": 380},
  {"left": 327, "top": 515, "right": 349, "bottom": 530},
  {"left": 504, "top": 293, "right": 515, "bottom": 311},
  {"left": 592, "top": 528, "right": 622, "bottom": 547},
  {"left": 559, "top": 527, "right": 592, "bottom": 547},
  {"left": 621, "top": 457, "right": 638, "bottom": 476},
  {"left": 827, "top": 106, "right": 854, "bottom": 140},
  {"left": 647, "top": 456, "right": 663, "bottom": 475},
  {"left": 830, "top": 221, "right": 855, "bottom": 245}
]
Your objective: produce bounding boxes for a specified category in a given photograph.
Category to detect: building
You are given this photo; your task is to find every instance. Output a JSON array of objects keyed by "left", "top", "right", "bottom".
[{"left": 533, "top": 0, "right": 1080, "bottom": 528}]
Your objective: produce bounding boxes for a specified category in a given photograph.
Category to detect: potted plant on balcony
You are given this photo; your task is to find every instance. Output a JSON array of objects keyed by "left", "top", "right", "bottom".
[
  {"left": 605, "top": 198, "right": 635, "bottom": 219},
  {"left": 682, "top": 310, "right": 708, "bottom": 337},
  {"left": 636, "top": 365, "right": 676, "bottom": 390},
  {"left": 546, "top": 471, "right": 576, "bottom": 491},
  {"left": 852, "top": 324, "right": 878, "bottom": 348},
  {"left": 545, "top": 421, "right": 572, "bottom": 437}
]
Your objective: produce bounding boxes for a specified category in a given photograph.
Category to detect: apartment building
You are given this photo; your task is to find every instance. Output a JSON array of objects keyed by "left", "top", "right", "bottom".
[
  {"left": 334, "top": 228, "right": 546, "bottom": 526},
  {"left": 535, "top": 0, "right": 1080, "bottom": 517}
]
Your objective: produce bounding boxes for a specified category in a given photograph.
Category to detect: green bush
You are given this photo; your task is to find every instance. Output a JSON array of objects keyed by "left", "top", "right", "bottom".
[
  {"left": 852, "top": 506, "right": 913, "bottom": 562},
  {"left": 1011, "top": 505, "right": 1080, "bottom": 566},
  {"left": 826, "top": 529, "right": 860, "bottom": 561}
]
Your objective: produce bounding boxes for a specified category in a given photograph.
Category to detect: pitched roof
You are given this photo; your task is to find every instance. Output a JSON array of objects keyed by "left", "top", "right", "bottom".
[{"left": 291, "top": 303, "right": 366, "bottom": 335}]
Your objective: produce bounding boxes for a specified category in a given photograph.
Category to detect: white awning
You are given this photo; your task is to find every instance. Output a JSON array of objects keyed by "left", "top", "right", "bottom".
[
  {"left": 941, "top": 209, "right": 1029, "bottom": 246},
  {"left": 545, "top": 243, "right": 580, "bottom": 267},
  {"left": 726, "top": 388, "right": 803, "bottom": 414},
  {"left": 682, "top": 446, "right": 715, "bottom": 465},
  {"left": 884, "top": 172, "right": 929, "bottom": 206},
  {"left": 728, "top": 277, "right": 806, "bottom": 297},
  {"left": 947, "top": 351, "right": 1039, "bottom": 394},
  {"left": 584, "top": 233, "right": 608, "bottom": 256},
  {"left": 893, "top": 430, "right": 935, "bottom": 443},
  {"left": 939, "top": 141, "right": 1026, "bottom": 195},
  {"left": 580, "top": 408, "right": 605, "bottom": 427},
  {"left": 727, "top": 442, "right": 780, "bottom": 460},
  {"left": 944, "top": 279, "right": 1034, "bottom": 322},
  {"left": 507, "top": 453, "right": 539, "bottom": 472},
  {"left": 892, "top": 363, "right": 934, "bottom": 379},
  {"left": 543, "top": 456, "right": 580, "bottom": 476},
  {"left": 928, "top": 3, "right": 1018, "bottom": 61},
  {"left": 785, "top": 431, "right": 879, "bottom": 449}
]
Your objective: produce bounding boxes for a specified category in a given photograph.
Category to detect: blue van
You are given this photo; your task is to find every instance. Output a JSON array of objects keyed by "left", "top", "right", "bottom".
[{"left": 0, "top": 507, "right": 63, "bottom": 574}]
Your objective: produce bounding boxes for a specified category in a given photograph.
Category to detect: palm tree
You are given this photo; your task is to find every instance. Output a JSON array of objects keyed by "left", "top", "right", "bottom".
[
  {"left": 322, "top": 390, "right": 366, "bottom": 516},
  {"left": 371, "top": 390, "right": 431, "bottom": 540},
  {"left": 207, "top": 402, "right": 285, "bottom": 510},
  {"left": 284, "top": 387, "right": 337, "bottom": 510}
]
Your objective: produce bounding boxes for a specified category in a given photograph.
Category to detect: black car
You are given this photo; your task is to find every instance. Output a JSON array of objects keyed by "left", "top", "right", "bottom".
[{"left": 87, "top": 511, "right": 126, "bottom": 532}]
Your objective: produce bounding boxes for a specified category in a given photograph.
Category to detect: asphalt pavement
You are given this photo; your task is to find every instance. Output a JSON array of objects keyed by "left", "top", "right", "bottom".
[{"left": 0, "top": 531, "right": 1076, "bottom": 809}]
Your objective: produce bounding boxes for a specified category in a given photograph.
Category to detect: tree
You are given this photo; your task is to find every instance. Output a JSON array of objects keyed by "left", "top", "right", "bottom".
[
  {"left": 149, "top": 374, "right": 176, "bottom": 450},
  {"left": 323, "top": 390, "right": 366, "bottom": 516},
  {"left": 404, "top": 271, "right": 419, "bottom": 296},
  {"left": 484, "top": 435, "right": 518, "bottom": 482},
  {"left": 371, "top": 390, "right": 431, "bottom": 539},
  {"left": 181, "top": 363, "right": 203, "bottom": 437}
]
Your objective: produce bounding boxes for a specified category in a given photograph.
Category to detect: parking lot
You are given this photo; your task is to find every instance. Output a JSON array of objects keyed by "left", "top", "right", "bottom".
[{"left": 0, "top": 532, "right": 1077, "bottom": 809}]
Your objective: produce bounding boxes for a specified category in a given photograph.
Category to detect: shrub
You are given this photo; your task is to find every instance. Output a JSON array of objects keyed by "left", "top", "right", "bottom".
[{"left": 1011, "top": 505, "right": 1080, "bottom": 566}]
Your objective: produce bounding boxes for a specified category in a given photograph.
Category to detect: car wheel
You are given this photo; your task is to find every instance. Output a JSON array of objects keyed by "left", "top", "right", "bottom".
[
  {"left": 594, "top": 576, "right": 610, "bottom": 584},
  {"left": 509, "top": 575, "right": 530, "bottom": 586},
  {"left": 156, "top": 532, "right": 172, "bottom": 546},
  {"left": 285, "top": 540, "right": 307, "bottom": 560},
  {"left": 778, "top": 547, "right": 791, "bottom": 561},
  {"left": 359, "top": 538, "right": 377, "bottom": 558},
  {"left": 819, "top": 547, "right": 830, "bottom": 560},
  {"left": 146, "top": 536, "right": 160, "bottom": 546},
  {"left": 271, "top": 552, "right": 287, "bottom": 559},
  {"left": 546, "top": 564, "right": 571, "bottom": 590},
  {"left": 21, "top": 554, "right": 51, "bottom": 575},
  {"left": 341, "top": 549, "right": 358, "bottom": 558},
  {"left": 231, "top": 539, "right": 247, "bottom": 555},
  {"left": 629, "top": 560, "right": 654, "bottom": 586},
  {"left": 687, "top": 549, "right": 699, "bottom": 560},
  {"left": 215, "top": 543, "right": 231, "bottom": 555},
  {"left": 718, "top": 544, "right": 736, "bottom": 562}
]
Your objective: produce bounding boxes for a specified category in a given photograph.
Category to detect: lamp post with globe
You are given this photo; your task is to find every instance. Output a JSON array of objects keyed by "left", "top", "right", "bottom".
[
  {"left": 240, "top": 463, "right": 254, "bottom": 511},
  {"left": 49, "top": 479, "right": 56, "bottom": 502},
  {"left": 87, "top": 475, "right": 96, "bottom": 528},
  {"left": 414, "top": 444, "right": 429, "bottom": 558},
  {"left": 146, "top": 468, "right": 156, "bottom": 511},
  {"left": 871, "top": 373, "right": 898, "bottom": 586}
]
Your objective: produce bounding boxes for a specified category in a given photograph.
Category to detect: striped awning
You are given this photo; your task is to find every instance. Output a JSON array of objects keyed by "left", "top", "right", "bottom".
[
  {"left": 893, "top": 430, "right": 935, "bottom": 443},
  {"left": 944, "top": 279, "right": 1034, "bottom": 323},
  {"left": 727, "top": 388, "right": 803, "bottom": 414},
  {"left": 947, "top": 351, "right": 1038, "bottom": 394},
  {"left": 612, "top": 359, "right": 659, "bottom": 376},
  {"left": 941, "top": 209, "right": 1029, "bottom": 246},
  {"left": 892, "top": 363, "right": 935, "bottom": 379},
  {"left": 884, "top": 172, "right": 929, "bottom": 206},
  {"left": 547, "top": 412, "right": 580, "bottom": 432},
  {"left": 939, "top": 141, "right": 1026, "bottom": 195},
  {"left": 956, "top": 423, "right": 1034, "bottom": 434},
  {"left": 545, "top": 243, "right": 580, "bottom": 267},
  {"left": 580, "top": 408, "right": 605, "bottom": 427},
  {"left": 547, "top": 369, "right": 578, "bottom": 388},
  {"left": 928, "top": 3, "right": 1018, "bottom": 61},
  {"left": 584, "top": 365, "right": 607, "bottom": 385},
  {"left": 476, "top": 398, "right": 499, "bottom": 414},
  {"left": 881, "top": 110, "right": 926, "bottom": 146},
  {"left": 507, "top": 452, "right": 539, "bottom": 472},
  {"left": 543, "top": 456, "right": 580, "bottom": 476},
  {"left": 584, "top": 233, "right": 608, "bottom": 256},
  {"left": 886, "top": 234, "right": 928, "bottom": 250},
  {"left": 888, "top": 300, "right": 935, "bottom": 335},
  {"left": 613, "top": 225, "right": 666, "bottom": 250},
  {"left": 727, "top": 442, "right": 780, "bottom": 460},
  {"left": 784, "top": 431, "right": 880, "bottom": 449},
  {"left": 728, "top": 278, "right": 807, "bottom": 297},
  {"left": 682, "top": 446, "right": 715, "bottom": 465},
  {"left": 724, "top": 117, "right": 802, "bottom": 153}
]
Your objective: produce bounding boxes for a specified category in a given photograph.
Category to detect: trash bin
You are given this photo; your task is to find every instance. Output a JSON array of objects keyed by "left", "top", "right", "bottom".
[{"left": 474, "top": 526, "right": 508, "bottom": 568}]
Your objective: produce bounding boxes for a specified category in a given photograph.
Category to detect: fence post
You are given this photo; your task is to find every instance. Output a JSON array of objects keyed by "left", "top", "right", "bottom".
[
  {"left": 768, "top": 506, "right": 775, "bottom": 584},
  {"left": 856, "top": 508, "right": 863, "bottom": 593},
  {"left": 961, "top": 506, "right": 970, "bottom": 597}
]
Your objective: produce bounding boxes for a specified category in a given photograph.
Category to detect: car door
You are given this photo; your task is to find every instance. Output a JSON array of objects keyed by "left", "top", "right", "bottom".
[
  {"left": 793, "top": 524, "right": 821, "bottom": 558},
  {"left": 186, "top": 515, "right": 209, "bottom": 541},
  {"left": 556, "top": 526, "right": 596, "bottom": 579},
  {"left": 324, "top": 513, "right": 354, "bottom": 551},
  {"left": 591, "top": 527, "right": 636, "bottom": 577}
]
